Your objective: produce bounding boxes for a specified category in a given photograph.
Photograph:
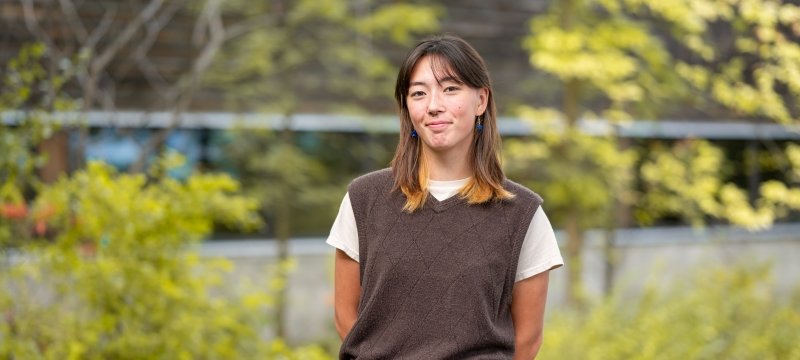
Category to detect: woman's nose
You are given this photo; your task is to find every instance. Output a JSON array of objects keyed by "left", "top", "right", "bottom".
[{"left": 427, "top": 92, "right": 444, "bottom": 115}]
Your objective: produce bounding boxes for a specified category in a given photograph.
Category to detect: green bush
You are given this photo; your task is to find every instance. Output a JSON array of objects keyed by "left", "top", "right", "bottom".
[
  {"left": 540, "top": 265, "right": 800, "bottom": 360},
  {"left": 0, "top": 160, "right": 330, "bottom": 359}
]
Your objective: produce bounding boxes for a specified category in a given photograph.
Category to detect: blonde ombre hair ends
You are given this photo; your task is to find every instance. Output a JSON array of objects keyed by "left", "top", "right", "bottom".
[{"left": 391, "top": 34, "right": 513, "bottom": 212}]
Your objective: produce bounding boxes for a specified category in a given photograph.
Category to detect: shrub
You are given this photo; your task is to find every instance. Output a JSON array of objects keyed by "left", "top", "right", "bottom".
[
  {"left": 0, "top": 160, "right": 330, "bottom": 359},
  {"left": 540, "top": 265, "right": 800, "bottom": 360}
]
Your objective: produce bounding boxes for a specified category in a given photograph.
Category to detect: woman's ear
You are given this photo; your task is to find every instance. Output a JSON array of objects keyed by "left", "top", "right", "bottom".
[{"left": 476, "top": 87, "right": 489, "bottom": 116}]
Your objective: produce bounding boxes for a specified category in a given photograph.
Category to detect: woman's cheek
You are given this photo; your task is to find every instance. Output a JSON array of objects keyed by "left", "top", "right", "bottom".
[{"left": 409, "top": 108, "right": 426, "bottom": 124}]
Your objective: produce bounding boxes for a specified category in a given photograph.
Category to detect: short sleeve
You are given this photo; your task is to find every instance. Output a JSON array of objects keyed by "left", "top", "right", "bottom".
[
  {"left": 326, "top": 192, "right": 360, "bottom": 262},
  {"left": 515, "top": 207, "right": 564, "bottom": 282}
]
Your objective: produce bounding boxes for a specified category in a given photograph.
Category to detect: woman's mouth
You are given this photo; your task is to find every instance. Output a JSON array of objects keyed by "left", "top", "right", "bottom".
[{"left": 426, "top": 121, "right": 451, "bottom": 131}]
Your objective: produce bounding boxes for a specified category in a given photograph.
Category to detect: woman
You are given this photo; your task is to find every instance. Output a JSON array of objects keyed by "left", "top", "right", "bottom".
[{"left": 327, "top": 34, "right": 563, "bottom": 359}]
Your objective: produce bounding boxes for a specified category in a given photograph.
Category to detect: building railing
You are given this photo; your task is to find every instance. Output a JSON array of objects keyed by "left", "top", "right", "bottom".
[{"left": 3, "top": 110, "right": 799, "bottom": 139}]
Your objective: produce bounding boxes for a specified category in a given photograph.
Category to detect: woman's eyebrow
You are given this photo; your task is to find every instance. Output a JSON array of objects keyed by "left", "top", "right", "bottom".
[{"left": 410, "top": 76, "right": 460, "bottom": 87}]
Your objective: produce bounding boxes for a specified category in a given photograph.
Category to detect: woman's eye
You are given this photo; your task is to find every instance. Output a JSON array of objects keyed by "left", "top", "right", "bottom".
[
  {"left": 444, "top": 86, "right": 459, "bottom": 92},
  {"left": 410, "top": 91, "right": 425, "bottom": 98}
]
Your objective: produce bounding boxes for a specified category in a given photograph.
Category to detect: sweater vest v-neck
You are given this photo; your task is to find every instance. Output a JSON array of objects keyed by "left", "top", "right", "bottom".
[{"left": 341, "top": 168, "right": 542, "bottom": 359}]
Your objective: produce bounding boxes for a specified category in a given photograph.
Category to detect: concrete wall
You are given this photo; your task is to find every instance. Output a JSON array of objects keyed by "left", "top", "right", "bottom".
[
  {"left": 201, "top": 222, "right": 800, "bottom": 344},
  {"left": 566, "top": 222, "right": 800, "bottom": 303}
]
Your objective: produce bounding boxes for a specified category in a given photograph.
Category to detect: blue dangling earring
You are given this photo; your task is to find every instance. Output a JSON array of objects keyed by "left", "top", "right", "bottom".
[
  {"left": 411, "top": 129, "right": 418, "bottom": 138},
  {"left": 476, "top": 116, "right": 484, "bottom": 132}
]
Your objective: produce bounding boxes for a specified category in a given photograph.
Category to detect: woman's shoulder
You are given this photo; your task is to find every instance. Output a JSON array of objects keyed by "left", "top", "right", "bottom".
[
  {"left": 351, "top": 168, "right": 392, "bottom": 186},
  {"left": 348, "top": 168, "right": 394, "bottom": 214},
  {"left": 349, "top": 168, "right": 393, "bottom": 195},
  {"left": 502, "top": 178, "right": 543, "bottom": 206}
]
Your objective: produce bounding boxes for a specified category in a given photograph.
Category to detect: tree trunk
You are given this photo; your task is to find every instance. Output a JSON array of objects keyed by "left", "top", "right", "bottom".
[
  {"left": 273, "top": 113, "right": 294, "bottom": 339},
  {"left": 564, "top": 211, "right": 584, "bottom": 308},
  {"left": 274, "top": 192, "right": 290, "bottom": 339},
  {"left": 38, "top": 131, "right": 70, "bottom": 183},
  {"left": 602, "top": 202, "right": 617, "bottom": 296},
  {"left": 602, "top": 128, "right": 628, "bottom": 295},
  {"left": 562, "top": 77, "right": 585, "bottom": 307},
  {"left": 746, "top": 140, "right": 760, "bottom": 204}
]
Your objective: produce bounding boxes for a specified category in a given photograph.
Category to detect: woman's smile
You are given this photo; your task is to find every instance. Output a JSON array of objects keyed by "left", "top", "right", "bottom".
[{"left": 425, "top": 120, "right": 452, "bottom": 132}]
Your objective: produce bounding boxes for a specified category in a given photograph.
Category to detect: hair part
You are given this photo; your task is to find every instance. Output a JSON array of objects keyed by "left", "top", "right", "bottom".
[{"left": 391, "top": 34, "right": 514, "bottom": 212}]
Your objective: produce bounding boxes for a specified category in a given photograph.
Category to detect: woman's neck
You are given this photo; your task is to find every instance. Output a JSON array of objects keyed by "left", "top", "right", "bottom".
[{"left": 424, "top": 147, "right": 471, "bottom": 181}]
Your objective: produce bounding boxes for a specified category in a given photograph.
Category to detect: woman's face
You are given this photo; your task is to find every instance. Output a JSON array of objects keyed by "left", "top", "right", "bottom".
[{"left": 406, "top": 55, "right": 488, "bottom": 156}]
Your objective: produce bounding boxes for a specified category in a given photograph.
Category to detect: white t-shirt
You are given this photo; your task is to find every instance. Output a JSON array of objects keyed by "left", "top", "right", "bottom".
[{"left": 326, "top": 178, "right": 564, "bottom": 282}]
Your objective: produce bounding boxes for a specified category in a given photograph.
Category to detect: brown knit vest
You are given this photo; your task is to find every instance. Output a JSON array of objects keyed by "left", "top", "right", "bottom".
[{"left": 340, "top": 169, "right": 542, "bottom": 359}]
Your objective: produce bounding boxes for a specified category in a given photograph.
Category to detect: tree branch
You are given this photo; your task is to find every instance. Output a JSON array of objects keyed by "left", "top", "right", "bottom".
[
  {"left": 127, "top": 0, "right": 186, "bottom": 95},
  {"left": 90, "top": 0, "right": 164, "bottom": 75},
  {"left": 129, "top": 0, "right": 226, "bottom": 172},
  {"left": 20, "top": 0, "right": 58, "bottom": 57},
  {"left": 224, "top": 13, "right": 277, "bottom": 41},
  {"left": 84, "top": 5, "right": 117, "bottom": 51},
  {"left": 58, "top": 0, "right": 88, "bottom": 42}
]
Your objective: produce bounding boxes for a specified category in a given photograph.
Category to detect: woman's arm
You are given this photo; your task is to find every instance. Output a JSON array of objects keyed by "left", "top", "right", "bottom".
[
  {"left": 333, "top": 249, "right": 361, "bottom": 340},
  {"left": 511, "top": 271, "right": 550, "bottom": 360}
]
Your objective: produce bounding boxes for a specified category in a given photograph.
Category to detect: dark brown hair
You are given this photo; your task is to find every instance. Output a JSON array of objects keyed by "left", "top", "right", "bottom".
[{"left": 390, "top": 34, "right": 513, "bottom": 212}]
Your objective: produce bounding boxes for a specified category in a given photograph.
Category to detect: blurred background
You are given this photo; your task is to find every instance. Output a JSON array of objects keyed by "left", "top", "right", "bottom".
[{"left": 1, "top": 0, "right": 799, "bottom": 358}]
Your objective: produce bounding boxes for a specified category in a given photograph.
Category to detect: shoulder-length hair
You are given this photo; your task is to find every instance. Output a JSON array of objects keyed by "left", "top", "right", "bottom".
[{"left": 391, "top": 34, "right": 513, "bottom": 212}]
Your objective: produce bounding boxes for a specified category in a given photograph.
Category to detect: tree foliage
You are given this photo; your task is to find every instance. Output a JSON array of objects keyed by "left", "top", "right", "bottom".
[
  {"left": 522, "top": 0, "right": 682, "bottom": 121},
  {"left": 1, "top": 159, "right": 332, "bottom": 358},
  {"left": 509, "top": 0, "right": 800, "bottom": 305},
  {"left": 654, "top": 0, "right": 800, "bottom": 124},
  {"left": 206, "top": 0, "right": 441, "bottom": 113},
  {"left": 505, "top": 111, "right": 638, "bottom": 231},
  {"left": 1, "top": 160, "right": 261, "bottom": 358},
  {"left": 222, "top": 128, "right": 346, "bottom": 236},
  {"left": 639, "top": 140, "right": 800, "bottom": 230},
  {"left": 1, "top": 44, "right": 331, "bottom": 359},
  {"left": 508, "top": 0, "right": 666, "bottom": 305},
  {"left": 627, "top": 0, "right": 800, "bottom": 230},
  {"left": 0, "top": 43, "right": 80, "bottom": 209},
  {"left": 525, "top": 0, "right": 800, "bottom": 124}
]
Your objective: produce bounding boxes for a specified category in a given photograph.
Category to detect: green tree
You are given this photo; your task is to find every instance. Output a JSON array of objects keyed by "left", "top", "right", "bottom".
[
  {"left": 633, "top": 0, "right": 800, "bottom": 229},
  {"left": 1, "top": 43, "right": 332, "bottom": 359},
  {"left": 205, "top": 0, "right": 440, "bottom": 337},
  {"left": 509, "top": 0, "right": 800, "bottom": 306},
  {"left": 660, "top": 0, "right": 800, "bottom": 125},
  {"left": 506, "top": 0, "right": 678, "bottom": 306},
  {"left": 1, "top": 43, "right": 81, "bottom": 247}
]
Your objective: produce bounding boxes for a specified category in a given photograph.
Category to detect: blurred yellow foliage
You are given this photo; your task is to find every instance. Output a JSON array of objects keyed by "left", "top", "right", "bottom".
[
  {"left": 639, "top": 140, "right": 800, "bottom": 231},
  {"left": 540, "top": 265, "right": 800, "bottom": 359}
]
